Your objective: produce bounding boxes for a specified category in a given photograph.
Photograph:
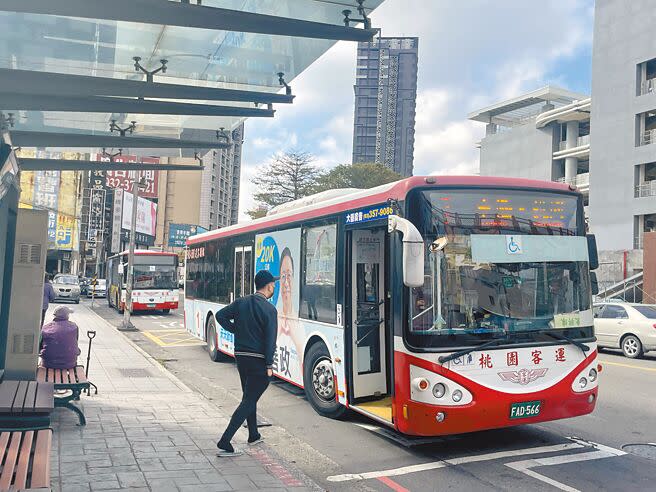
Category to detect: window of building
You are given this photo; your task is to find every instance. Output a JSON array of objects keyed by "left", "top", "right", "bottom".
[{"left": 300, "top": 223, "right": 337, "bottom": 324}]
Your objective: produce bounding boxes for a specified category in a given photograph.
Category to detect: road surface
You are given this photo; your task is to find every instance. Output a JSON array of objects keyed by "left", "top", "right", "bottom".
[{"left": 85, "top": 296, "right": 656, "bottom": 492}]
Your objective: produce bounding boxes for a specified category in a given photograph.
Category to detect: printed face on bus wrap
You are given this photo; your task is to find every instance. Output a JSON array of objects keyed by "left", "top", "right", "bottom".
[{"left": 280, "top": 248, "right": 294, "bottom": 318}]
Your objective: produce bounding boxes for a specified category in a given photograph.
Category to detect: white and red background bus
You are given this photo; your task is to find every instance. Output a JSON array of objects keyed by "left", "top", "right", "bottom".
[
  {"left": 107, "top": 250, "right": 179, "bottom": 314},
  {"left": 184, "top": 176, "right": 599, "bottom": 436}
]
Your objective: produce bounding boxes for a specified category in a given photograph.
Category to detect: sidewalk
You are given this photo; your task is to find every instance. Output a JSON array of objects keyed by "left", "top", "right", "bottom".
[{"left": 46, "top": 303, "right": 316, "bottom": 492}]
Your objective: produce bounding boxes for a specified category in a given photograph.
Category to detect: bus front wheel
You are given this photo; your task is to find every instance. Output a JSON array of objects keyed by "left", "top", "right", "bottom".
[{"left": 303, "top": 342, "right": 346, "bottom": 419}]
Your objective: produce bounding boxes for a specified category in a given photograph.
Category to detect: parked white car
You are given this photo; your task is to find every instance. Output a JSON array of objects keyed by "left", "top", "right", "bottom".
[{"left": 593, "top": 302, "right": 656, "bottom": 358}]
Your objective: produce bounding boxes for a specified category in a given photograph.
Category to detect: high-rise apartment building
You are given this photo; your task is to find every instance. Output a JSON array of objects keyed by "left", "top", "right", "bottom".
[
  {"left": 200, "top": 123, "right": 244, "bottom": 230},
  {"left": 352, "top": 37, "right": 418, "bottom": 177}
]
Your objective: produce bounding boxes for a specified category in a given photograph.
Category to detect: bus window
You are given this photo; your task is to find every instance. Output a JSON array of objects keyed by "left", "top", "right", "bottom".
[{"left": 300, "top": 224, "right": 337, "bottom": 324}]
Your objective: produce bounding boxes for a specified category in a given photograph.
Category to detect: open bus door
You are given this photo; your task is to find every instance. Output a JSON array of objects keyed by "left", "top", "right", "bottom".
[{"left": 348, "top": 227, "right": 392, "bottom": 423}]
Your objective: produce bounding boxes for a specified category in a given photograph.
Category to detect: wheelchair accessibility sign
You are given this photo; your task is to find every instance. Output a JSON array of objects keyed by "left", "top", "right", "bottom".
[{"left": 505, "top": 235, "right": 522, "bottom": 255}]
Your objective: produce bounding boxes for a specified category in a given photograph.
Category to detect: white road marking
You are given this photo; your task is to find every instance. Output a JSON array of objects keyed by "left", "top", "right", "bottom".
[
  {"left": 326, "top": 442, "right": 583, "bottom": 482},
  {"left": 505, "top": 437, "right": 626, "bottom": 492}
]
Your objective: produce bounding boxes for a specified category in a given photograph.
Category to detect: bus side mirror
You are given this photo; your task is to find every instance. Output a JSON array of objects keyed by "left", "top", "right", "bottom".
[
  {"left": 388, "top": 215, "right": 424, "bottom": 288},
  {"left": 587, "top": 234, "right": 599, "bottom": 270},
  {"left": 590, "top": 271, "right": 599, "bottom": 296}
]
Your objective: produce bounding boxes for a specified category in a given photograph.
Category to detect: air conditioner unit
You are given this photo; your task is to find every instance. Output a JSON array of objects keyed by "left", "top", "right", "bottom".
[{"left": 5, "top": 209, "right": 48, "bottom": 380}]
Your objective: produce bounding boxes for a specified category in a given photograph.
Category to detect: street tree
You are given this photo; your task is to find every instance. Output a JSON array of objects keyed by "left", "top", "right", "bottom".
[
  {"left": 314, "top": 162, "right": 402, "bottom": 192},
  {"left": 246, "top": 150, "right": 322, "bottom": 218}
]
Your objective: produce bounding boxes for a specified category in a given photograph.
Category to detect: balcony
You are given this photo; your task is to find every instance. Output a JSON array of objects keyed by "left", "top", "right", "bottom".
[
  {"left": 641, "top": 129, "right": 656, "bottom": 146},
  {"left": 640, "top": 78, "right": 656, "bottom": 95},
  {"left": 556, "top": 172, "right": 589, "bottom": 193},
  {"left": 558, "top": 134, "right": 590, "bottom": 151},
  {"left": 634, "top": 181, "right": 656, "bottom": 198},
  {"left": 635, "top": 235, "right": 644, "bottom": 249}
]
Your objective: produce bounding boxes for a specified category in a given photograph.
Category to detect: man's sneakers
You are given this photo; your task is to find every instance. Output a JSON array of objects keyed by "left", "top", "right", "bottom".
[
  {"left": 216, "top": 441, "right": 244, "bottom": 457},
  {"left": 247, "top": 434, "right": 264, "bottom": 446}
]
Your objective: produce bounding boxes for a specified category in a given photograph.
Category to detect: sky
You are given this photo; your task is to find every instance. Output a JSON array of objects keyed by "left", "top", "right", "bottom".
[{"left": 238, "top": 0, "right": 595, "bottom": 219}]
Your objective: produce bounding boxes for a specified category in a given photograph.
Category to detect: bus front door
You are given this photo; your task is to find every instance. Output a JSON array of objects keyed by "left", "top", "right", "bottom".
[{"left": 350, "top": 229, "right": 388, "bottom": 399}]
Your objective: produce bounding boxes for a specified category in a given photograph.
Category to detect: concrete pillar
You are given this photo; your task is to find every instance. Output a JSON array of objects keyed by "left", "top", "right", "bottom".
[
  {"left": 485, "top": 123, "right": 497, "bottom": 136},
  {"left": 565, "top": 121, "right": 579, "bottom": 182}
]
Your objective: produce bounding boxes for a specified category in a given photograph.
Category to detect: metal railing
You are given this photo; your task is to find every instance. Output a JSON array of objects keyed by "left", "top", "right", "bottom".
[
  {"left": 557, "top": 134, "right": 590, "bottom": 151},
  {"left": 595, "top": 271, "right": 647, "bottom": 303},
  {"left": 634, "top": 181, "right": 656, "bottom": 198},
  {"left": 641, "top": 78, "right": 656, "bottom": 95},
  {"left": 577, "top": 134, "right": 590, "bottom": 146},
  {"left": 641, "top": 128, "right": 656, "bottom": 145},
  {"left": 556, "top": 172, "right": 589, "bottom": 188},
  {"left": 634, "top": 235, "right": 644, "bottom": 249}
]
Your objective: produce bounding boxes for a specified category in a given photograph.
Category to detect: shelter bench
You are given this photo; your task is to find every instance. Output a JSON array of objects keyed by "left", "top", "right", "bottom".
[
  {"left": 0, "top": 428, "right": 52, "bottom": 491},
  {"left": 36, "top": 366, "right": 93, "bottom": 426}
]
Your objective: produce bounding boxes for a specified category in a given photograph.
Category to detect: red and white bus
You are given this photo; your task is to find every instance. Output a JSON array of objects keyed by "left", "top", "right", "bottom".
[
  {"left": 107, "top": 250, "right": 179, "bottom": 314},
  {"left": 184, "top": 176, "right": 599, "bottom": 436}
]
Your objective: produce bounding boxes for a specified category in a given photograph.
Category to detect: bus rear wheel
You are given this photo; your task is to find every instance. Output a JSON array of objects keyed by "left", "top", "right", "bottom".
[
  {"left": 206, "top": 316, "right": 230, "bottom": 362},
  {"left": 303, "top": 342, "right": 346, "bottom": 419}
]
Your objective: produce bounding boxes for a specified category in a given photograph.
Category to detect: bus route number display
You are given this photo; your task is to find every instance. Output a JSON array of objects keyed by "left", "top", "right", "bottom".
[{"left": 345, "top": 205, "right": 394, "bottom": 224}]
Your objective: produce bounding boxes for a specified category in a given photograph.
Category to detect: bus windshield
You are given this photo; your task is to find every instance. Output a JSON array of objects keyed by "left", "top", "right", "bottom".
[
  {"left": 132, "top": 255, "right": 177, "bottom": 290},
  {"left": 406, "top": 188, "right": 593, "bottom": 350}
]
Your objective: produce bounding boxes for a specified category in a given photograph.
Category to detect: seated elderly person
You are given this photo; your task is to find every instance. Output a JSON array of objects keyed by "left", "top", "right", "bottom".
[{"left": 40, "top": 306, "right": 81, "bottom": 368}]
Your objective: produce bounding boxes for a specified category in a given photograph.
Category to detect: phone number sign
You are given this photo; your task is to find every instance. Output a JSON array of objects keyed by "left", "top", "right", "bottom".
[{"left": 345, "top": 205, "right": 394, "bottom": 225}]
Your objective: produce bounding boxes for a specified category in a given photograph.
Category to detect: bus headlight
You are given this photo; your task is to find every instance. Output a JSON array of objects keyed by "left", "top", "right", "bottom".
[
  {"left": 571, "top": 360, "right": 600, "bottom": 393},
  {"left": 432, "top": 383, "right": 446, "bottom": 398},
  {"left": 410, "top": 365, "right": 472, "bottom": 406}
]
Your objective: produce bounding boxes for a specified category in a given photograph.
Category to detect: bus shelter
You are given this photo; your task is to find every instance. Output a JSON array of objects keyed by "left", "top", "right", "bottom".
[{"left": 0, "top": 0, "right": 383, "bottom": 374}]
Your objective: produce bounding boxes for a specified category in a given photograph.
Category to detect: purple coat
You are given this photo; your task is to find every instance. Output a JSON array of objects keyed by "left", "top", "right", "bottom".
[{"left": 40, "top": 319, "right": 81, "bottom": 369}]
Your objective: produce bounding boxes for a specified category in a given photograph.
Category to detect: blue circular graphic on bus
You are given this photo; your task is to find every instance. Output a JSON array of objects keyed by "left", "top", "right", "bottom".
[{"left": 255, "top": 235, "right": 280, "bottom": 305}]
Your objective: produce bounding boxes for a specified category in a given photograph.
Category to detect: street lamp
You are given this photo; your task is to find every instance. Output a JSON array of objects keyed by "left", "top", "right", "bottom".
[{"left": 120, "top": 175, "right": 147, "bottom": 331}]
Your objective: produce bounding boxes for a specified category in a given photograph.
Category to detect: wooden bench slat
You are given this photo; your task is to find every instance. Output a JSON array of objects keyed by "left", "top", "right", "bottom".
[
  {"left": 0, "top": 432, "right": 10, "bottom": 461},
  {"left": 30, "top": 430, "right": 52, "bottom": 488},
  {"left": 46, "top": 368, "right": 54, "bottom": 382},
  {"left": 22, "top": 381, "right": 38, "bottom": 414},
  {"left": 36, "top": 366, "right": 47, "bottom": 383},
  {"left": 0, "top": 381, "right": 20, "bottom": 412},
  {"left": 13, "top": 430, "right": 34, "bottom": 489},
  {"left": 34, "top": 382, "right": 54, "bottom": 413},
  {"left": 11, "top": 380, "right": 28, "bottom": 413},
  {"left": 74, "top": 366, "right": 88, "bottom": 383},
  {"left": 0, "top": 432, "right": 22, "bottom": 490}
]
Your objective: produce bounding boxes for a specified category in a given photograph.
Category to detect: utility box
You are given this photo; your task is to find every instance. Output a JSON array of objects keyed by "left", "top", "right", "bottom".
[{"left": 4, "top": 209, "right": 48, "bottom": 380}]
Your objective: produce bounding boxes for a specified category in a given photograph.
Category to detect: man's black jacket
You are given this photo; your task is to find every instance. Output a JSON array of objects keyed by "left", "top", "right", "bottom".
[{"left": 215, "top": 292, "right": 277, "bottom": 367}]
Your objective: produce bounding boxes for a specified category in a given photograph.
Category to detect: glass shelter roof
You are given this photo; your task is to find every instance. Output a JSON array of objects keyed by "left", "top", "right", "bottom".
[{"left": 0, "top": 0, "right": 383, "bottom": 144}]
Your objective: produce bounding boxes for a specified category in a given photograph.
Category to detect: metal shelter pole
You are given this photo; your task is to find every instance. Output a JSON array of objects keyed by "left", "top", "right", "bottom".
[{"left": 120, "top": 177, "right": 144, "bottom": 331}]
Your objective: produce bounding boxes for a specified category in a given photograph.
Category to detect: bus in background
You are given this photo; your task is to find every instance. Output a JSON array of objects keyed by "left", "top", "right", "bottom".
[
  {"left": 184, "top": 176, "right": 599, "bottom": 437},
  {"left": 107, "top": 250, "right": 179, "bottom": 314}
]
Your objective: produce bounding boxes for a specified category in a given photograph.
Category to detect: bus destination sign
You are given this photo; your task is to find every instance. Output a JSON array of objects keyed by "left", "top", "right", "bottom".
[{"left": 345, "top": 205, "right": 394, "bottom": 225}]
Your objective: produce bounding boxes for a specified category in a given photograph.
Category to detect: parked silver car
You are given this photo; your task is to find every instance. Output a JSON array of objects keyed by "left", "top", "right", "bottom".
[
  {"left": 52, "top": 274, "right": 81, "bottom": 304},
  {"left": 593, "top": 302, "right": 656, "bottom": 358}
]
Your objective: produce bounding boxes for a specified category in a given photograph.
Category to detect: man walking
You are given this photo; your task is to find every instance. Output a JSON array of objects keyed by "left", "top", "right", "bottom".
[{"left": 215, "top": 270, "right": 278, "bottom": 457}]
